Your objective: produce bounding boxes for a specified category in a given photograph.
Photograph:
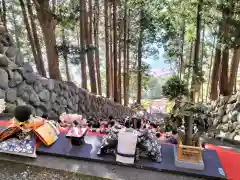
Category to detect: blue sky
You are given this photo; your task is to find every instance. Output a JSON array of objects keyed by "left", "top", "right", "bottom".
[
  {"left": 144, "top": 47, "right": 175, "bottom": 76},
  {"left": 71, "top": 47, "right": 174, "bottom": 84}
]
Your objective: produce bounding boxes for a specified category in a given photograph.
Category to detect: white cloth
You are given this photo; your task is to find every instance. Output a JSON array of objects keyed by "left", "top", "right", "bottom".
[{"left": 116, "top": 131, "right": 137, "bottom": 164}]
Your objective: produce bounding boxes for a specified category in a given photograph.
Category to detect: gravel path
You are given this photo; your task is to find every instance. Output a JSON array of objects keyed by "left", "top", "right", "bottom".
[
  {"left": 0, "top": 159, "right": 204, "bottom": 180},
  {"left": 0, "top": 160, "right": 105, "bottom": 180}
]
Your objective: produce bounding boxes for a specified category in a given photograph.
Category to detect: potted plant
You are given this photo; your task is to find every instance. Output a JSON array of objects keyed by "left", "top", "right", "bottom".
[{"left": 170, "top": 96, "right": 210, "bottom": 164}]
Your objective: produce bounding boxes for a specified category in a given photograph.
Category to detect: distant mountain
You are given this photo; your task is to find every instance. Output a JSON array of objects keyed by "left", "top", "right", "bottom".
[{"left": 144, "top": 47, "right": 175, "bottom": 76}]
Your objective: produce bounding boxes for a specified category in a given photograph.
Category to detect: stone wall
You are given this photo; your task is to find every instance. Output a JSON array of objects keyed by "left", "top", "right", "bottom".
[
  {"left": 211, "top": 93, "right": 240, "bottom": 142},
  {"left": 0, "top": 25, "right": 134, "bottom": 119}
]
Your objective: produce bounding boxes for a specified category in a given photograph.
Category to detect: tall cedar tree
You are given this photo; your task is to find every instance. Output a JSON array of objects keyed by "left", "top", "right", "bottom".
[
  {"left": 86, "top": 0, "right": 97, "bottom": 93},
  {"left": 229, "top": 48, "right": 240, "bottom": 94},
  {"left": 118, "top": 10, "right": 123, "bottom": 103},
  {"left": 113, "top": 0, "right": 118, "bottom": 102},
  {"left": 1, "top": 0, "right": 6, "bottom": 28},
  {"left": 94, "top": 0, "right": 102, "bottom": 95},
  {"left": 206, "top": 37, "right": 216, "bottom": 101},
  {"left": 123, "top": 0, "right": 129, "bottom": 106},
  {"left": 210, "top": 27, "right": 222, "bottom": 100},
  {"left": 26, "top": 0, "right": 46, "bottom": 77},
  {"left": 109, "top": 2, "right": 114, "bottom": 99},
  {"left": 190, "top": 0, "right": 202, "bottom": 102},
  {"left": 219, "top": 2, "right": 234, "bottom": 96},
  {"left": 137, "top": 8, "right": 144, "bottom": 104},
  {"left": 79, "top": 0, "right": 87, "bottom": 89},
  {"left": 61, "top": 28, "right": 71, "bottom": 81},
  {"left": 104, "top": 0, "right": 111, "bottom": 97},
  {"left": 19, "top": 0, "right": 46, "bottom": 77},
  {"left": 33, "top": 0, "right": 61, "bottom": 80}
]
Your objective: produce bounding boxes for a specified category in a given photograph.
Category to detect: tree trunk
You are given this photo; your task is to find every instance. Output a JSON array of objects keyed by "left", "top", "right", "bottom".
[
  {"left": 61, "top": 29, "right": 70, "bottom": 81},
  {"left": 26, "top": 0, "right": 46, "bottom": 77},
  {"left": 104, "top": 0, "right": 111, "bottom": 97},
  {"left": 118, "top": 9, "right": 123, "bottom": 103},
  {"left": 19, "top": 0, "right": 41, "bottom": 75},
  {"left": 206, "top": 36, "right": 216, "bottom": 102},
  {"left": 200, "top": 23, "right": 205, "bottom": 102},
  {"left": 52, "top": 0, "right": 56, "bottom": 13},
  {"left": 113, "top": 0, "right": 118, "bottom": 102},
  {"left": 190, "top": 0, "right": 202, "bottom": 102},
  {"left": 12, "top": 12, "right": 21, "bottom": 49},
  {"left": 210, "top": 41, "right": 221, "bottom": 100},
  {"left": 79, "top": 0, "right": 87, "bottom": 89},
  {"left": 33, "top": 0, "right": 61, "bottom": 80},
  {"left": 1, "top": 0, "right": 6, "bottom": 28},
  {"left": 0, "top": 3, "right": 2, "bottom": 23},
  {"left": 229, "top": 48, "right": 240, "bottom": 94},
  {"left": 187, "top": 0, "right": 202, "bottom": 146},
  {"left": 219, "top": 46, "right": 229, "bottom": 96},
  {"left": 118, "top": 21, "right": 123, "bottom": 104},
  {"left": 137, "top": 9, "right": 144, "bottom": 105},
  {"left": 185, "top": 116, "right": 193, "bottom": 146},
  {"left": 86, "top": 0, "right": 97, "bottom": 94},
  {"left": 93, "top": 0, "right": 102, "bottom": 95},
  {"left": 219, "top": 4, "right": 234, "bottom": 96},
  {"left": 186, "top": 41, "right": 193, "bottom": 87},
  {"left": 126, "top": 9, "right": 130, "bottom": 105},
  {"left": 123, "top": 0, "right": 128, "bottom": 106},
  {"left": 234, "top": 77, "right": 237, "bottom": 93},
  {"left": 179, "top": 21, "right": 185, "bottom": 80},
  {"left": 109, "top": 3, "right": 114, "bottom": 99}
]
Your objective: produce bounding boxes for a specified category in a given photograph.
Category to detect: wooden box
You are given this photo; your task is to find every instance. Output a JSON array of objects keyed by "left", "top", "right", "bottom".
[{"left": 177, "top": 137, "right": 204, "bottom": 163}]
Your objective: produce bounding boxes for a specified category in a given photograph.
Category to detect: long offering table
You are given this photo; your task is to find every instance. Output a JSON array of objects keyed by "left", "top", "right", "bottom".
[
  {"left": 37, "top": 132, "right": 226, "bottom": 180},
  {"left": 0, "top": 120, "right": 236, "bottom": 180}
]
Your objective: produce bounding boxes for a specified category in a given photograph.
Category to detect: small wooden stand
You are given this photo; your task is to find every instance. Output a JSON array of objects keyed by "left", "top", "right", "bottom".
[
  {"left": 66, "top": 128, "right": 87, "bottom": 146},
  {"left": 70, "top": 137, "right": 85, "bottom": 146},
  {"left": 177, "top": 137, "right": 203, "bottom": 163}
]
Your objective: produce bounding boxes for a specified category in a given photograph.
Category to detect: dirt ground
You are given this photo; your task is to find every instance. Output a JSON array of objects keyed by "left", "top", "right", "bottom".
[
  {"left": 0, "top": 160, "right": 106, "bottom": 180},
  {"left": 0, "top": 158, "right": 204, "bottom": 180}
]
